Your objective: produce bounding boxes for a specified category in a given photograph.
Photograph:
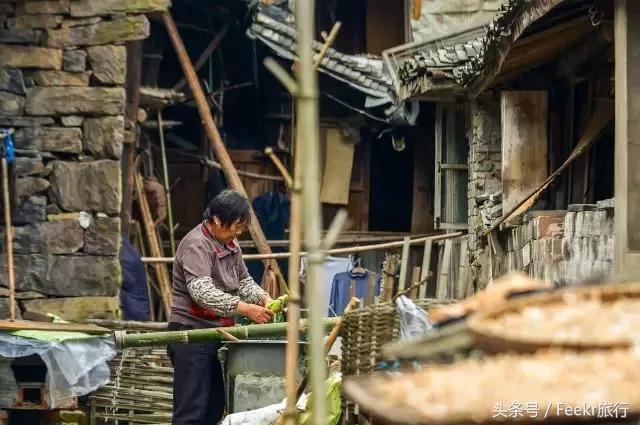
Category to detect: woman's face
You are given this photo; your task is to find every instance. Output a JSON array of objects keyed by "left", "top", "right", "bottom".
[{"left": 211, "top": 217, "right": 247, "bottom": 244}]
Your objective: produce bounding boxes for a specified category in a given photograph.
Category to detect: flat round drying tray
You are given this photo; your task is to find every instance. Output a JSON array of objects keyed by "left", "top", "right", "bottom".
[{"left": 467, "top": 282, "right": 640, "bottom": 353}]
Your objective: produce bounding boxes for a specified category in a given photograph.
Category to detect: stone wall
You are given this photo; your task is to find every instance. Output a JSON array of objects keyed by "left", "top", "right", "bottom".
[
  {"left": 500, "top": 200, "right": 615, "bottom": 284},
  {"left": 467, "top": 95, "right": 502, "bottom": 290},
  {"left": 0, "top": 0, "right": 169, "bottom": 320}
]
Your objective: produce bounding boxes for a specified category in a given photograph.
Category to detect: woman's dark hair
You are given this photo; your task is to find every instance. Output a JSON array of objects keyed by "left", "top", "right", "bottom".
[{"left": 203, "top": 190, "right": 251, "bottom": 227}]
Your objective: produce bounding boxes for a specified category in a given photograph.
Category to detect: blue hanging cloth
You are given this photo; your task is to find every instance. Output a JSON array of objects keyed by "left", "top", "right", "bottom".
[{"left": 0, "top": 129, "right": 15, "bottom": 163}]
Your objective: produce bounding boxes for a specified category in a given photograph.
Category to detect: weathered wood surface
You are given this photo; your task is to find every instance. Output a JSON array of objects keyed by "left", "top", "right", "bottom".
[{"left": 501, "top": 90, "right": 548, "bottom": 213}]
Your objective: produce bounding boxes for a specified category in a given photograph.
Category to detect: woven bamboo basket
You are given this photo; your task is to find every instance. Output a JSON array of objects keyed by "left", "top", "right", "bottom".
[{"left": 340, "top": 298, "right": 456, "bottom": 424}]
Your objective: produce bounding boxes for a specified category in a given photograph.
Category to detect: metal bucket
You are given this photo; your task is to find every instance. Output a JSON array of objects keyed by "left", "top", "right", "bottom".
[{"left": 218, "top": 340, "right": 308, "bottom": 413}]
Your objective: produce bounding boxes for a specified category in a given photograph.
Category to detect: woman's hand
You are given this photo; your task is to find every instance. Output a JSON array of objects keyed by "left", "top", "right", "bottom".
[
  {"left": 236, "top": 301, "right": 273, "bottom": 324},
  {"left": 260, "top": 295, "right": 273, "bottom": 308}
]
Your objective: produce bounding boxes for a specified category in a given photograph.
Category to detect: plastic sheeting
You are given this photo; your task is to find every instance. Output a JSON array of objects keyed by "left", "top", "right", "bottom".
[
  {"left": 0, "top": 333, "right": 116, "bottom": 408},
  {"left": 396, "top": 295, "right": 435, "bottom": 341}
]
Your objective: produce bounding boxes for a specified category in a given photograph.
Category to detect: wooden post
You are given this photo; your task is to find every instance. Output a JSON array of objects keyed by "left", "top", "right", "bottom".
[
  {"left": 162, "top": 12, "right": 286, "bottom": 289},
  {"left": 157, "top": 111, "right": 176, "bottom": 256},
  {"left": 436, "top": 239, "right": 452, "bottom": 299},
  {"left": 121, "top": 40, "right": 143, "bottom": 237},
  {"left": 397, "top": 236, "right": 411, "bottom": 292},
  {"left": 614, "top": 0, "right": 640, "bottom": 277},
  {"left": 2, "top": 157, "right": 15, "bottom": 321},
  {"left": 420, "top": 240, "right": 433, "bottom": 298},
  {"left": 409, "top": 266, "right": 421, "bottom": 299},
  {"left": 135, "top": 173, "right": 172, "bottom": 317},
  {"left": 380, "top": 254, "right": 400, "bottom": 302}
]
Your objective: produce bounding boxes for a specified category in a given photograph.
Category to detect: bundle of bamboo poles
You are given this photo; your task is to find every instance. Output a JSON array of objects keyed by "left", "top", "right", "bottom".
[{"left": 90, "top": 347, "right": 173, "bottom": 425}]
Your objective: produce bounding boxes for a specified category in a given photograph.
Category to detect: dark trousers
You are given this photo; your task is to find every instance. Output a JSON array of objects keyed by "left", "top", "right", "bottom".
[{"left": 167, "top": 323, "right": 225, "bottom": 425}]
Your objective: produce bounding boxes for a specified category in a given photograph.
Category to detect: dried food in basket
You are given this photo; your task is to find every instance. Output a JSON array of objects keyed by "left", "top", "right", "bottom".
[
  {"left": 467, "top": 282, "right": 640, "bottom": 352},
  {"left": 343, "top": 349, "right": 640, "bottom": 425},
  {"left": 428, "top": 273, "right": 551, "bottom": 326}
]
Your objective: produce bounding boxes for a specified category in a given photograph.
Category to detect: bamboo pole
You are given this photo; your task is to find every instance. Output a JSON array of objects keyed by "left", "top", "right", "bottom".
[
  {"left": 161, "top": 11, "right": 287, "bottom": 290},
  {"left": 1, "top": 156, "right": 15, "bottom": 321},
  {"left": 141, "top": 232, "right": 463, "bottom": 263},
  {"left": 264, "top": 147, "right": 293, "bottom": 188},
  {"left": 135, "top": 172, "right": 172, "bottom": 316},
  {"left": 398, "top": 236, "right": 411, "bottom": 292},
  {"left": 294, "top": 0, "right": 327, "bottom": 421},
  {"left": 157, "top": 111, "right": 176, "bottom": 255},
  {"left": 282, "top": 104, "right": 303, "bottom": 424},
  {"left": 114, "top": 317, "right": 340, "bottom": 348}
]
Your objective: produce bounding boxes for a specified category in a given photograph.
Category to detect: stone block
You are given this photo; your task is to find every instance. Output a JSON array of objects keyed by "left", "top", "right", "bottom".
[
  {"left": 532, "top": 215, "right": 564, "bottom": 240},
  {"left": 0, "top": 92, "right": 25, "bottom": 116},
  {"left": 0, "top": 298, "right": 22, "bottom": 320},
  {"left": 574, "top": 212, "right": 584, "bottom": 237},
  {"left": 0, "top": 116, "right": 54, "bottom": 127},
  {"left": 85, "top": 216, "right": 120, "bottom": 255},
  {"left": 522, "top": 241, "right": 531, "bottom": 267},
  {"left": 15, "top": 177, "right": 50, "bottom": 199},
  {"left": 596, "top": 198, "right": 614, "bottom": 209},
  {"left": 563, "top": 211, "right": 575, "bottom": 238},
  {"left": 46, "top": 15, "right": 150, "bottom": 48},
  {"left": 14, "top": 196, "right": 47, "bottom": 224},
  {"left": 582, "top": 211, "right": 594, "bottom": 237},
  {"left": 0, "top": 287, "right": 45, "bottom": 299},
  {"left": 20, "top": 296, "right": 119, "bottom": 322},
  {"left": 70, "top": 0, "right": 170, "bottom": 17},
  {"left": 62, "top": 49, "right": 86, "bottom": 72},
  {"left": 50, "top": 160, "right": 121, "bottom": 214},
  {"left": 568, "top": 204, "right": 597, "bottom": 212},
  {"left": 15, "top": 127, "right": 82, "bottom": 153},
  {"left": 87, "top": 44, "right": 125, "bottom": 84},
  {"left": 14, "top": 158, "right": 46, "bottom": 177},
  {"left": 7, "top": 14, "right": 63, "bottom": 29},
  {"left": 0, "top": 44, "right": 62, "bottom": 69},
  {"left": 13, "top": 220, "right": 83, "bottom": 254},
  {"left": 61, "top": 115, "right": 84, "bottom": 126},
  {"left": 0, "top": 69, "right": 26, "bottom": 95},
  {"left": 26, "top": 86, "right": 125, "bottom": 115},
  {"left": 15, "top": 1, "right": 70, "bottom": 15},
  {"left": 0, "top": 254, "right": 119, "bottom": 296},
  {"left": 61, "top": 17, "right": 101, "bottom": 28},
  {"left": 33, "top": 70, "right": 91, "bottom": 86},
  {"left": 0, "top": 28, "right": 43, "bottom": 45},
  {"left": 83, "top": 116, "right": 124, "bottom": 158}
]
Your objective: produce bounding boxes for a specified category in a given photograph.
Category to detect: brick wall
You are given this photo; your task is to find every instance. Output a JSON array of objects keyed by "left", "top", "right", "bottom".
[{"left": 0, "top": 0, "right": 169, "bottom": 320}]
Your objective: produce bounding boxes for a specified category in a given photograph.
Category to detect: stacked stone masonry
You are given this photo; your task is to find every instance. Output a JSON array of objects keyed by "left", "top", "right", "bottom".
[
  {"left": 467, "top": 95, "right": 502, "bottom": 290},
  {"left": 501, "top": 200, "right": 614, "bottom": 284},
  {"left": 0, "top": 0, "right": 169, "bottom": 320}
]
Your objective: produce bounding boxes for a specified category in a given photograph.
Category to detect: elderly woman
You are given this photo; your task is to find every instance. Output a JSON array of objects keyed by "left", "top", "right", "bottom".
[{"left": 167, "top": 189, "right": 273, "bottom": 425}]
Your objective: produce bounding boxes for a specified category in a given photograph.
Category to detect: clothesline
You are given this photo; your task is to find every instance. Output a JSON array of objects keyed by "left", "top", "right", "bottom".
[{"left": 141, "top": 232, "right": 463, "bottom": 263}]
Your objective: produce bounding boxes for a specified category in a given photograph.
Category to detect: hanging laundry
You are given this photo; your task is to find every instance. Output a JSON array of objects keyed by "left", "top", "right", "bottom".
[
  {"left": 328, "top": 269, "right": 381, "bottom": 316},
  {"left": 300, "top": 255, "right": 352, "bottom": 316}
]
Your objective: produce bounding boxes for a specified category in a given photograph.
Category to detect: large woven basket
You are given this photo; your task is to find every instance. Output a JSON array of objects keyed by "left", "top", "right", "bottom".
[{"left": 340, "top": 298, "right": 455, "bottom": 424}]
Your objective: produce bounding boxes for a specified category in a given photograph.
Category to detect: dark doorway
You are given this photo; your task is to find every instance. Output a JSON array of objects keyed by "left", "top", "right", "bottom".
[{"left": 369, "top": 133, "right": 414, "bottom": 232}]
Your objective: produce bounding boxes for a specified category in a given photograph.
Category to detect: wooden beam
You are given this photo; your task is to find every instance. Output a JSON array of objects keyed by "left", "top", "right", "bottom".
[
  {"left": 162, "top": 12, "right": 286, "bottom": 289},
  {"left": 0, "top": 319, "right": 110, "bottom": 334},
  {"left": 436, "top": 239, "right": 452, "bottom": 299}
]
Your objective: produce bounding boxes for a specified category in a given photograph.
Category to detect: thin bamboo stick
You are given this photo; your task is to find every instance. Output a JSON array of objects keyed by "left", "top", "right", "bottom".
[
  {"left": 135, "top": 172, "right": 172, "bottom": 316},
  {"left": 114, "top": 317, "right": 340, "bottom": 348},
  {"left": 2, "top": 157, "right": 15, "bottom": 321},
  {"left": 398, "top": 236, "right": 411, "bottom": 292},
  {"left": 157, "top": 111, "right": 176, "bottom": 256},
  {"left": 141, "top": 232, "right": 463, "bottom": 263}
]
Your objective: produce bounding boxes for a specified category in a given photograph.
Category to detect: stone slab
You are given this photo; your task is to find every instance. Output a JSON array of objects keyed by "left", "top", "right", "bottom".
[
  {"left": 0, "top": 29, "right": 42, "bottom": 44},
  {"left": 49, "top": 160, "right": 121, "bottom": 214},
  {"left": 15, "top": 1, "right": 70, "bottom": 15},
  {"left": 0, "top": 116, "right": 54, "bottom": 127},
  {"left": 70, "top": 0, "right": 170, "bottom": 17},
  {"left": 14, "top": 157, "right": 46, "bottom": 177},
  {"left": 26, "top": 86, "right": 125, "bottom": 115},
  {"left": 20, "top": 296, "right": 119, "bottom": 322},
  {"left": 87, "top": 45, "right": 125, "bottom": 84},
  {"left": 0, "top": 298, "right": 22, "bottom": 320},
  {"left": 15, "top": 127, "right": 82, "bottom": 153},
  {"left": 15, "top": 177, "right": 50, "bottom": 199},
  {"left": 0, "top": 91, "right": 25, "bottom": 116},
  {"left": 61, "top": 115, "right": 84, "bottom": 126},
  {"left": 33, "top": 70, "right": 91, "bottom": 86},
  {"left": 61, "top": 17, "right": 101, "bottom": 28},
  {"left": 46, "top": 15, "right": 149, "bottom": 48},
  {"left": 13, "top": 220, "right": 84, "bottom": 254},
  {"left": 7, "top": 14, "right": 63, "bottom": 29},
  {"left": 0, "top": 69, "right": 26, "bottom": 95},
  {"left": 0, "top": 44, "right": 62, "bottom": 70},
  {"left": 62, "top": 49, "right": 86, "bottom": 72},
  {"left": 14, "top": 196, "right": 47, "bottom": 224},
  {"left": 0, "top": 254, "right": 120, "bottom": 296},
  {"left": 85, "top": 216, "right": 120, "bottom": 255},
  {"left": 83, "top": 116, "right": 124, "bottom": 158}
]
